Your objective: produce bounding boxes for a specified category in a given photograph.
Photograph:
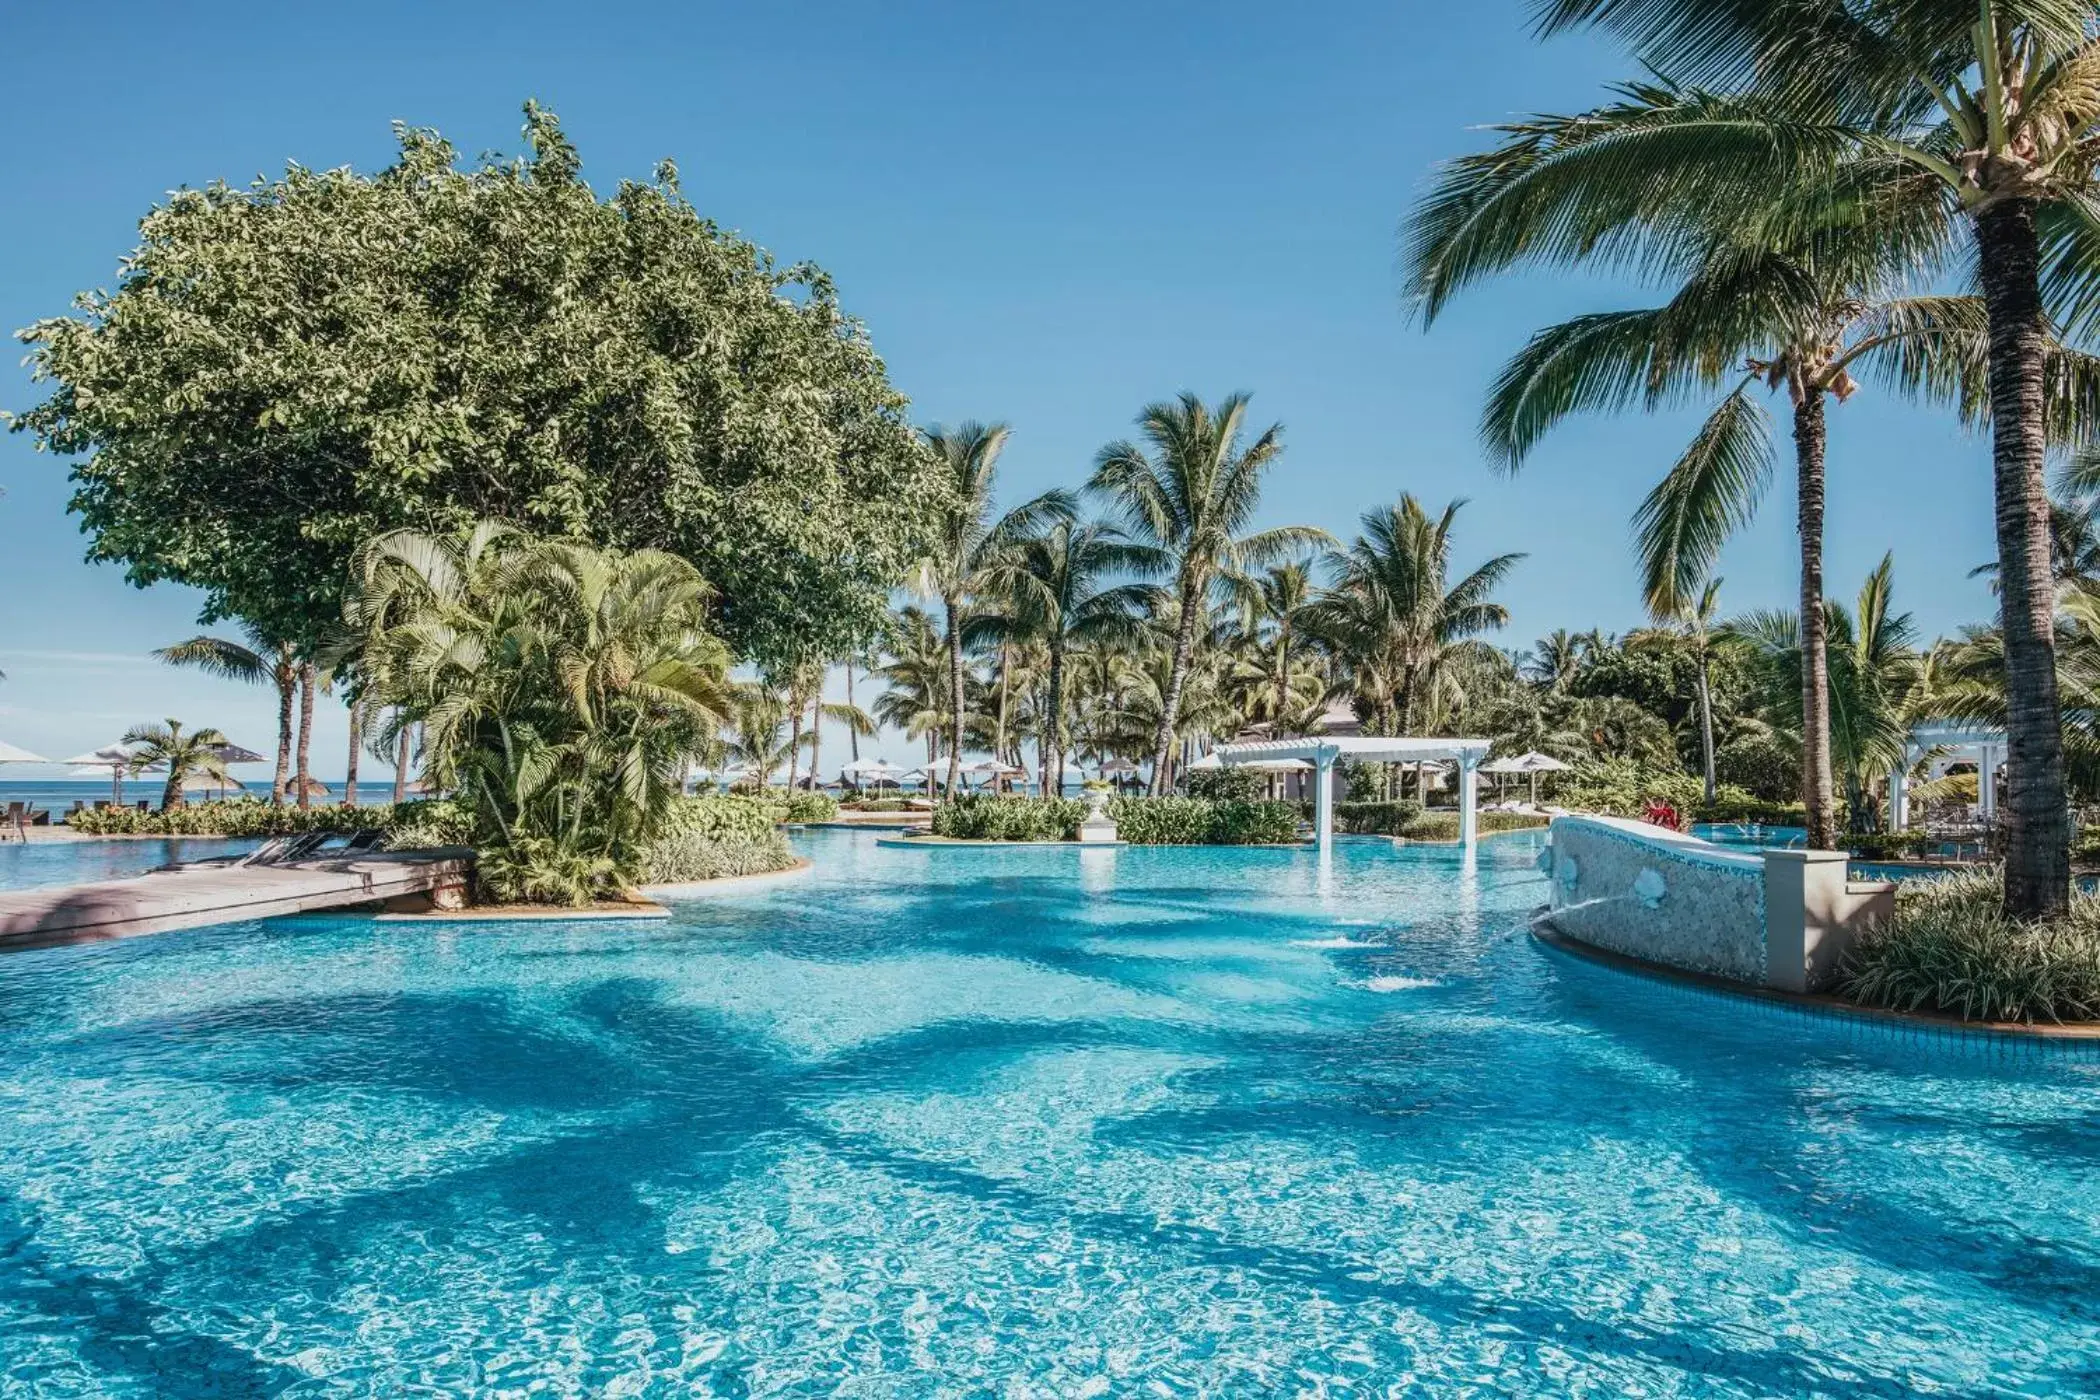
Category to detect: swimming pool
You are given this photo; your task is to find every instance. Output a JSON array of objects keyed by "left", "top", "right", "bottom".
[
  {"left": 0, "top": 828, "right": 2091, "bottom": 1394},
  {"left": 0, "top": 837, "right": 256, "bottom": 892}
]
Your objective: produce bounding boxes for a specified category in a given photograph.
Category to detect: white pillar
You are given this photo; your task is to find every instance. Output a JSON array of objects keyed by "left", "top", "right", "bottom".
[
  {"left": 1978, "top": 745, "right": 1997, "bottom": 822},
  {"left": 1889, "top": 751, "right": 1910, "bottom": 831},
  {"left": 1314, "top": 750, "right": 1335, "bottom": 856},
  {"left": 1458, "top": 753, "right": 1479, "bottom": 853}
]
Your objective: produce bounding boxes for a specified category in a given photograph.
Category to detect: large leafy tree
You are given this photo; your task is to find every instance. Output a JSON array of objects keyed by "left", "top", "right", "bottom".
[
  {"left": 1411, "top": 1, "right": 2100, "bottom": 913},
  {"left": 16, "top": 103, "right": 944, "bottom": 672},
  {"left": 1090, "top": 392, "right": 1326, "bottom": 793}
]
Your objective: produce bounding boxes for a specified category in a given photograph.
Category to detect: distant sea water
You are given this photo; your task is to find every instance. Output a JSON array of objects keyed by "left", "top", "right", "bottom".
[{"left": 0, "top": 779, "right": 396, "bottom": 815}]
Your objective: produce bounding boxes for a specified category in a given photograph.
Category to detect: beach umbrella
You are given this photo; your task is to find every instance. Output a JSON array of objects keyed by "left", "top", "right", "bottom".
[
  {"left": 209, "top": 743, "right": 269, "bottom": 764},
  {"left": 962, "top": 759, "right": 1025, "bottom": 790},
  {"left": 180, "top": 771, "right": 246, "bottom": 800},
  {"left": 62, "top": 744, "right": 145, "bottom": 804},
  {"left": 0, "top": 739, "right": 49, "bottom": 764},
  {"left": 840, "top": 757, "right": 906, "bottom": 790}
]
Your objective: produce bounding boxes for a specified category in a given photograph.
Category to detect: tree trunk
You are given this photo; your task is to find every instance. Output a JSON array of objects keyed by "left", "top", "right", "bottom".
[
  {"left": 1791, "top": 391, "right": 1837, "bottom": 851},
  {"left": 1046, "top": 641, "right": 1067, "bottom": 800},
  {"left": 1978, "top": 197, "right": 2071, "bottom": 919},
  {"left": 994, "top": 641, "right": 1010, "bottom": 763},
  {"left": 944, "top": 598, "right": 966, "bottom": 799},
  {"left": 845, "top": 662, "right": 860, "bottom": 762},
  {"left": 271, "top": 662, "right": 294, "bottom": 807},
  {"left": 1694, "top": 657, "right": 1716, "bottom": 804},
  {"left": 1151, "top": 581, "right": 1200, "bottom": 795},
  {"left": 393, "top": 714, "right": 410, "bottom": 805},
  {"left": 788, "top": 704, "right": 804, "bottom": 791},
  {"left": 344, "top": 694, "right": 362, "bottom": 807},
  {"left": 294, "top": 663, "right": 317, "bottom": 810},
  {"left": 808, "top": 692, "right": 822, "bottom": 792}
]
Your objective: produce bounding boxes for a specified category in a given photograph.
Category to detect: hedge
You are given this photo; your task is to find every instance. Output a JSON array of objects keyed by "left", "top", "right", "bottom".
[
  {"left": 65, "top": 800, "right": 391, "bottom": 837},
  {"left": 1841, "top": 868, "right": 2100, "bottom": 1023},
  {"left": 1334, "top": 800, "right": 1424, "bottom": 835},
  {"left": 931, "top": 794, "right": 1302, "bottom": 845},
  {"left": 642, "top": 828, "right": 797, "bottom": 883},
  {"left": 933, "top": 795, "right": 1088, "bottom": 841},
  {"left": 1391, "top": 812, "right": 1550, "bottom": 843},
  {"left": 663, "top": 795, "right": 783, "bottom": 843}
]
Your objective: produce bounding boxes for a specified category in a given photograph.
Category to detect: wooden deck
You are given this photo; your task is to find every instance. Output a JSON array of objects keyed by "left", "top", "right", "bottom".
[{"left": 0, "top": 848, "right": 476, "bottom": 951}]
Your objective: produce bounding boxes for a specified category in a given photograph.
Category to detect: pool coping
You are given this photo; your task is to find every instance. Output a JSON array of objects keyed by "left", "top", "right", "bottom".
[
  {"left": 875, "top": 835, "right": 1131, "bottom": 849},
  {"left": 1531, "top": 919, "right": 2100, "bottom": 1047},
  {"left": 373, "top": 901, "right": 672, "bottom": 923}
]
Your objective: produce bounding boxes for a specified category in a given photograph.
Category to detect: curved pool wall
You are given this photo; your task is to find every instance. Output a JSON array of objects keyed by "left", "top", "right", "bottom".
[
  {"left": 1544, "top": 816, "right": 1897, "bottom": 993},
  {"left": 0, "top": 827, "right": 2093, "bottom": 1394}
]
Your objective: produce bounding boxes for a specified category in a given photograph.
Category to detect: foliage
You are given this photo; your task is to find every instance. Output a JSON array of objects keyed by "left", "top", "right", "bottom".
[
  {"left": 1841, "top": 870, "right": 2100, "bottom": 1024},
  {"left": 66, "top": 799, "right": 390, "bottom": 837},
  {"left": 1713, "top": 731, "right": 1799, "bottom": 804},
  {"left": 932, "top": 795, "right": 1088, "bottom": 841},
  {"left": 350, "top": 523, "right": 734, "bottom": 904},
  {"left": 1845, "top": 831, "right": 1937, "bottom": 862},
  {"left": 1109, "top": 796, "right": 1301, "bottom": 845},
  {"left": 1184, "top": 766, "right": 1263, "bottom": 801},
  {"left": 15, "top": 104, "right": 943, "bottom": 667},
  {"left": 1334, "top": 800, "right": 1426, "bottom": 835},
  {"left": 382, "top": 798, "right": 474, "bottom": 849},
  {"left": 1393, "top": 811, "right": 1551, "bottom": 842},
  {"left": 641, "top": 828, "right": 796, "bottom": 883},
  {"left": 1555, "top": 758, "right": 1706, "bottom": 819},
  {"left": 1689, "top": 790, "right": 1805, "bottom": 827},
  {"left": 761, "top": 790, "right": 839, "bottom": 823},
  {"left": 661, "top": 795, "right": 781, "bottom": 844},
  {"left": 120, "top": 719, "right": 232, "bottom": 811}
]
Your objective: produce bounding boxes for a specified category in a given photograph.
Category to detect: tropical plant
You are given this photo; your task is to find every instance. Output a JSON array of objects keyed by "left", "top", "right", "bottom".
[
  {"left": 1089, "top": 392, "right": 1327, "bottom": 792},
  {"left": 1409, "top": 1, "right": 2100, "bottom": 912},
  {"left": 120, "top": 719, "right": 233, "bottom": 811},
  {"left": 347, "top": 522, "right": 735, "bottom": 905},
  {"left": 1307, "top": 494, "right": 1522, "bottom": 737},
  {"left": 914, "top": 421, "right": 1073, "bottom": 795},
  {"left": 154, "top": 626, "right": 300, "bottom": 805},
  {"left": 1728, "top": 555, "right": 1923, "bottom": 832},
  {"left": 988, "top": 519, "right": 1162, "bottom": 796},
  {"left": 1843, "top": 867, "right": 2100, "bottom": 1023},
  {"left": 1629, "top": 579, "right": 1733, "bottom": 802}
]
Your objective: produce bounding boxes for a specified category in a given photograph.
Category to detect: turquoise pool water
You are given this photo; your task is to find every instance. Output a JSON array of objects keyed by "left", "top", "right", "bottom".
[
  {"left": 0, "top": 828, "right": 2093, "bottom": 1395},
  {"left": 0, "top": 838, "right": 256, "bottom": 892}
]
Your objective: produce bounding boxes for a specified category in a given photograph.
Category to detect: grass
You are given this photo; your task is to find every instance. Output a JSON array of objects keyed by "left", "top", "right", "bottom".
[{"left": 1840, "top": 868, "right": 2100, "bottom": 1024}]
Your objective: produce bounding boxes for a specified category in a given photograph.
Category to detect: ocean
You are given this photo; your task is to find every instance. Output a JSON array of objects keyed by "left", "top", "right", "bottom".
[{"left": 0, "top": 779, "right": 395, "bottom": 815}]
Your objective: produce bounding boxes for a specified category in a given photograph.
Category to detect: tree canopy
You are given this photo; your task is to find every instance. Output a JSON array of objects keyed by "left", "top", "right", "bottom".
[{"left": 14, "top": 102, "right": 945, "bottom": 667}]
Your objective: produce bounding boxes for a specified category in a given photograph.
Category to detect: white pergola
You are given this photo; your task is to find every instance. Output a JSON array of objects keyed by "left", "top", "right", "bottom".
[
  {"left": 1210, "top": 735, "right": 1495, "bottom": 854},
  {"left": 1890, "top": 721, "right": 2005, "bottom": 829}
]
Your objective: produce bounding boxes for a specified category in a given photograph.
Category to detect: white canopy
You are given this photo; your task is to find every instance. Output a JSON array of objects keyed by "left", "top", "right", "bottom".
[
  {"left": 1188, "top": 751, "right": 1311, "bottom": 772},
  {"left": 964, "top": 759, "right": 1026, "bottom": 777},
  {"left": 1212, "top": 734, "right": 1494, "bottom": 854},
  {"left": 0, "top": 740, "right": 49, "bottom": 764},
  {"left": 1481, "top": 751, "right": 1569, "bottom": 775},
  {"left": 841, "top": 757, "right": 906, "bottom": 778},
  {"left": 62, "top": 745, "right": 139, "bottom": 768}
]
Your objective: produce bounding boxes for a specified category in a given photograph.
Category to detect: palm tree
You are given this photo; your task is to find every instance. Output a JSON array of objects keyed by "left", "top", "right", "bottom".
[
  {"left": 349, "top": 524, "right": 734, "bottom": 903},
  {"left": 1630, "top": 579, "right": 1731, "bottom": 803},
  {"left": 782, "top": 660, "right": 876, "bottom": 790},
  {"left": 154, "top": 625, "right": 299, "bottom": 804},
  {"left": 1308, "top": 495, "right": 1523, "bottom": 738},
  {"left": 992, "top": 520, "right": 1163, "bottom": 795},
  {"left": 914, "top": 422, "right": 1074, "bottom": 799},
  {"left": 1522, "top": 629, "right": 1593, "bottom": 692},
  {"left": 121, "top": 719, "right": 232, "bottom": 811},
  {"left": 1089, "top": 392, "right": 1328, "bottom": 792},
  {"left": 1410, "top": 7, "right": 2100, "bottom": 910},
  {"left": 872, "top": 606, "right": 954, "bottom": 774},
  {"left": 1227, "top": 561, "right": 1325, "bottom": 734},
  {"left": 1438, "top": 102, "right": 1987, "bottom": 847},
  {"left": 725, "top": 684, "right": 804, "bottom": 789},
  {"left": 1729, "top": 555, "right": 1923, "bottom": 832}
]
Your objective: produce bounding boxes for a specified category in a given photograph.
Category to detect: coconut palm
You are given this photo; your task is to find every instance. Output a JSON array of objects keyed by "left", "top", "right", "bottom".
[
  {"left": 1089, "top": 392, "right": 1329, "bottom": 792},
  {"left": 154, "top": 625, "right": 299, "bottom": 804},
  {"left": 1409, "top": 6, "right": 2100, "bottom": 911},
  {"left": 1226, "top": 561, "right": 1327, "bottom": 735},
  {"left": 913, "top": 422, "right": 1074, "bottom": 798},
  {"left": 990, "top": 520, "right": 1164, "bottom": 795},
  {"left": 1522, "top": 629, "right": 1594, "bottom": 692},
  {"left": 1629, "top": 578, "right": 1732, "bottom": 803},
  {"left": 872, "top": 606, "right": 956, "bottom": 775},
  {"left": 1308, "top": 495, "right": 1523, "bottom": 738},
  {"left": 121, "top": 719, "right": 232, "bottom": 811},
  {"left": 725, "top": 683, "right": 804, "bottom": 789}
]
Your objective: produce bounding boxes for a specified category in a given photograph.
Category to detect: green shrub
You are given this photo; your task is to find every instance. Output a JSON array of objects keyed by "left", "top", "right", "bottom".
[
  {"left": 642, "top": 828, "right": 797, "bottom": 883},
  {"left": 1713, "top": 731, "right": 1801, "bottom": 804},
  {"left": 663, "top": 795, "right": 780, "bottom": 843},
  {"left": 779, "top": 791, "right": 839, "bottom": 822},
  {"left": 1845, "top": 831, "right": 1937, "bottom": 861},
  {"left": 66, "top": 799, "right": 389, "bottom": 837},
  {"left": 1556, "top": 759, "right": 1705, "bottom": 819},
  {"left": 1840, "top": 868, "right": 2100, "bottom": 1023},
  {"left": 1206, "top": 800, "right": 1303, "bottom": 845},
  {"left": 1334, "top": 800, "right": 1424, "bottom": 835},
  {"left": 932, "top": 795, "right": 1086, "bottom": 841},
  {"left": 842, "top": 797, "right": 909, "bottom": 812},
  {"left": 1184, "top": 767, "right": 1263, "bottom": 801},
  {"left": 1106, "top": 796, "right": 1213, "bottom": 844},
  {"left": 383, "top": 798, "right": 474, "bottom": 849},
  {"left": 1392, "top": 812, "right": 1550, "bottom": 843},
  {"left": 1692, "top": 789, "right": 1808, "bottom": 826}
]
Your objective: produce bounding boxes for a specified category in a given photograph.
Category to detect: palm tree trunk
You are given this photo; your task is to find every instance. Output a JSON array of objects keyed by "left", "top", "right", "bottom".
[
  {"left": 1791, "top": 392, "right": 1837, "bottom": 851},
  {"left": 809, "top": 695, "right": 822, "bottom": 791},
  {"left": 944, "top": 599, "right": 966, "bottom": 799},
  {"left": 393, "top": 714, "right": 410, "bottom": 805},
  {"left": 271, "top": 664, "right": 294, "bottom": 807},
  {"left": 1046, "top": 641, "right": 1067, "bottom": 799},
  {"left": 845, "top": 662, "right": 860, "bottom": 762},
  {"left": 788, "top": 704, "right": 804, "bottom": 791},
  {"left": 294, "top": 663, "right": 317, "bottom": 810},
  {"left": 1694, "top": 657, "right": 1716, "bottom": 804},
  {"left": 1151, "top": 583, "right": 1199, "bottom": 795},
  {"left": 995, "top": 641, "right": 1010, "bottom": 762},
  {"left": 1978, "top": 197, "right": 2071, "bottom": 919},
  {"left": 344, "top": 695, "right": 362, "bottom": 807}
]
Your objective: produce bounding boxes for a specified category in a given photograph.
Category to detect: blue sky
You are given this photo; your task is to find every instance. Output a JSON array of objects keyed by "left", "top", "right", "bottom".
[{"left": 0, "top": 0, "right": 1998, "bottom": 777}]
